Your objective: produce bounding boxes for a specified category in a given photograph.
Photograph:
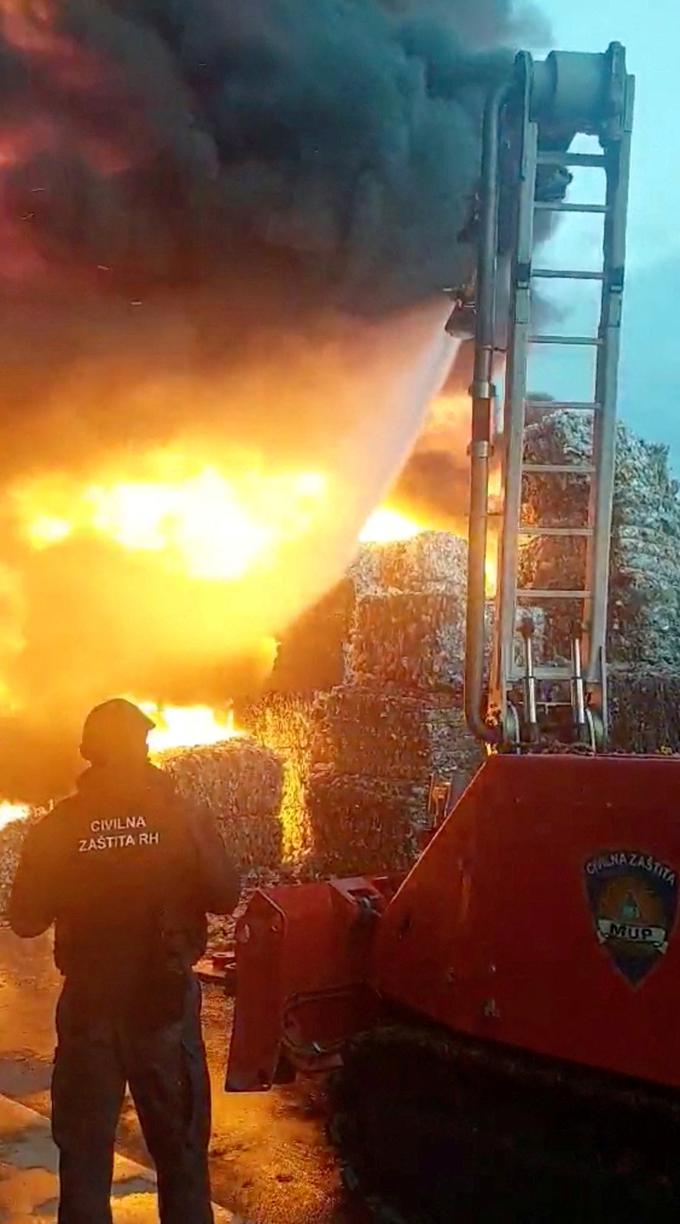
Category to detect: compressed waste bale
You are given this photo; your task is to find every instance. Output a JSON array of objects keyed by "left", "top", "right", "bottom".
[
  {"left": 608, "top": 429, "right": 680, "bottom": 667},
  {"left": 374, "top": 532, "right": 468, "bottom": 593},
  {"left": 244, "top": 533, "right": 475, "bottom": 872},
  {"left": 270, "top": 533, "right": 468, "bottom": 694},
  {"left": 306, "top": 768, "right": 430, "bottom": 876},
  {"left": 519, "top": 418, "right": 591, "bottom": 665},
  {"left": 349, "top": 535, "right": 467, "bottom": 693},
  {"left": 0, "top": 813, "right": 35, "bottom": 916},
  {"left": 268, "top": 579, "right": 356, "bottom": 693},
  {"left": 238, "top": 693, "right": 327, "bottom": 863},
  {"left": 161, "top": 737, "right": 284, "bottom": 872},
  {"left": 348, "top": 591, "right": 465, "bottom": 692},
  {"left": 241, "top": 684, "right": 482, "bottom": 874},
  {"left": 267, "top": 549, "right": 383, "bottom": 694},
  {"left": 522, "top": 412, "right": 680, "bottom": 667},
  {"left": 314, "top": 686, "right": 481, "bottom": 783},
  {"left": 609, "top": 669, "right": 680, "bottom": 754}
]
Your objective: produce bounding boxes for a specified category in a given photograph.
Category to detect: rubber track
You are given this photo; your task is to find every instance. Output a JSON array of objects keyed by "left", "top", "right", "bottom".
[{"left": 329, "top": 1024, "right": 680, "bottom": 1224}]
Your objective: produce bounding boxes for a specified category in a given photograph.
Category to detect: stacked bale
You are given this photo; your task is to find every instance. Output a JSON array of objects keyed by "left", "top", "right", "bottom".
[
  {"left": 0, "top": 813, "right": 36, "bottom": 915},
  {"left": 237, "top": 693, "right": 324, "bottom": 864},
  {"left": 161, "top": 738, "right": 284, "bottom": 872},
  {"left": 608, "top": 672, "right": 680, "bottom": 754},
  {"left": 306, "top": 773, "right": 430, "bottom": 875},
  {"left": 520, "top": 412, "right": 591, "bottom": 669},
  {"left": 347, "top": 534, "right": 467, "bottom": 692},
  {"left": 242, "top": 532, "right": 483, "bottom": 876},
  {"left": 522, "top": 411, "right": 680, "bottom": 748},
  {"left": 314, "top": 687, "right": 476, "bottom": 779},
  {"left": 309, "top": 689, "right": 479, "bottom": 873},
  {"left": 266, "top": 583, "right": 357, "bottom": 693},
  {"left": 268, "top": 533, "right": 468, "bottom": 695},
  {"left": 609, "top": 430, "right": 680, "bottom": 668}
]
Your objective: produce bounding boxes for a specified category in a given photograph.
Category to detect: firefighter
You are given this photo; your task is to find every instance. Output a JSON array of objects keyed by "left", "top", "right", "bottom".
[{"left": 9, "top": 698, "right": 240, "bottom": 1224}]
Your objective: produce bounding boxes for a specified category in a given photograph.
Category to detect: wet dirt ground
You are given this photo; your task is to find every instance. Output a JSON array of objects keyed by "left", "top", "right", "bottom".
[{"left": 0, "top": 926, "right": 359, "bottom": 1224}]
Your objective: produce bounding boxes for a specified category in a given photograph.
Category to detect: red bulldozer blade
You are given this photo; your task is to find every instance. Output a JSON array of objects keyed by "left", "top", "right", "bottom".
[{"left": 226, "top": 876, "right": 396, "bottom": 1090}]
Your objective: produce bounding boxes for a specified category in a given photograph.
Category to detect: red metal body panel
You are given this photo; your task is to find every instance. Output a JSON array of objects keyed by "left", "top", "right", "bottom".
[
  {"left": 375, "top": 755, "right": 680, "bottom": 1088},
  {"left": 227, "top": 877, "right": 393, "bottom": 1090}
]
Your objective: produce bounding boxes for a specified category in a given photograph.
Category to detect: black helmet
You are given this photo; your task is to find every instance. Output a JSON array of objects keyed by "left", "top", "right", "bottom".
[{"left": 80, "top": 698, "right": 155, "bottom": 764}]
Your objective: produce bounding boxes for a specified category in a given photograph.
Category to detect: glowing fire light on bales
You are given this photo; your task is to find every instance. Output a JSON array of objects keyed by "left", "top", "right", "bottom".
[
  {"left": 360, "top": 507, "right": 423, "bottom": 545},
  {"left": 138, "top": 702, "right": 242, "bottom": 755},
  {"left": 0, "top": 801, "right": 30, "bottom": 832},
  {"left": 360, "top": 503, "right": 498, "bottom": 598}
]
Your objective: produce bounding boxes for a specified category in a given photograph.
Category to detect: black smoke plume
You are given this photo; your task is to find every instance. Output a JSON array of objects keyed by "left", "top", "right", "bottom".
[{"left": 0, "top": 0, "right": 549, "bottom": 800}]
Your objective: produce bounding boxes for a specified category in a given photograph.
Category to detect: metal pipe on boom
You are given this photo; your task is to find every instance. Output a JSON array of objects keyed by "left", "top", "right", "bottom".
[{"left": 464, "top": 81, "right": 510, "bottom": 746}]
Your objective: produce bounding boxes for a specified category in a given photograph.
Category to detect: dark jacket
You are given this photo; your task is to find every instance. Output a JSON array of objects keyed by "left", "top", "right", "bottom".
[{"left": 9, "top": 761, "right": 239, "bottom": 993}]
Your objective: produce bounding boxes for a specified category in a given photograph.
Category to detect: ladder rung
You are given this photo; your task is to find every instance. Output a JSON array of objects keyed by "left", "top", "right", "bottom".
[
  {"left": 518, "top": 526, "right": 591, "bottom": 537},
  {"left": 517, "top": 589, "right": 591, "bottom": 600},
  {"left": 533, "top": 668, "right": 584, "bottom": 682},
  {"left": 533, "top": 268, "right": 604, "bottom": 281},
  {"left": 530, "top": 334, "right": 603, "bottom": 347},
  {"left": 535, "top": 201, "right": 608, "bottom": 214},
  {"left": 537, "top": 152, "right": 606, "bottom": 168},
  {"left": 518, "top": 585, "right": 591, "bottom": 599},
  {"left": 522, "top": 464, "right": 595, "bottom": 475},
  {"left": 510, "top": 668, "right": 574, "bottom": 683},
  {"left": 526, "top": 399, "right": 601, "bottom": 413},
  {"left": 538, "top": 699, "right": 583, "bottom": 708}
]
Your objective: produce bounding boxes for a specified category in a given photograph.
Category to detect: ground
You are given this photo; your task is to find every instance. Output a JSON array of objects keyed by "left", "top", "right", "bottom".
[{"left": 0, "top": 927, "right": 356, "bottom": 1224}]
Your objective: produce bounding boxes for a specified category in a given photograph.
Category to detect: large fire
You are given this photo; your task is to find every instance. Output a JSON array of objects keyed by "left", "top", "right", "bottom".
[
  {"left": 0, "top": 452, "right": 498, "bottom": 818},
  {"left": 1, "top": 446, "right": 494, "bottom": 787},
  {"left": 12, "top": 457, "right": 329, "bottom": 583},
  {"left": 14, "top": 462, "right": 491, "bottom": 606}
]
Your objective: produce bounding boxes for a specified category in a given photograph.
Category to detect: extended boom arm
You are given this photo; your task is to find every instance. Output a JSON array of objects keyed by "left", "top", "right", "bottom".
[{"left": 461, "top": 43, "right": 635, "bottom": 752}]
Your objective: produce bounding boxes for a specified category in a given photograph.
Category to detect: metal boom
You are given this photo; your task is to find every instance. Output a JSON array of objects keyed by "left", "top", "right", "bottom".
[{"left": 463, "top": 43, "right": 635, "bottom": 752}]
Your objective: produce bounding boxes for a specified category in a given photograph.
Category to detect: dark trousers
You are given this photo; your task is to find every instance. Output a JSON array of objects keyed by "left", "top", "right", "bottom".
[{"left": 51, "top": 972, "right": 214, "bottom": 1224}]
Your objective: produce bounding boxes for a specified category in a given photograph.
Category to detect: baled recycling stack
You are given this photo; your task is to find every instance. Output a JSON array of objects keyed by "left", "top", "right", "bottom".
[
  {"left": 160, "top": 739, "right": 285, "bottom": 956},
  {"left": 521, "top": 410, "right": 680, "bottom": 747},
  {"left": 0, "top": 812, "right": 39, "bottom": 915},
  {"left": 241, "top": 532, "right": 483, "bottom": 876},
  {"left": 161, "top": 738, "right": 284, "bottom": 871}
]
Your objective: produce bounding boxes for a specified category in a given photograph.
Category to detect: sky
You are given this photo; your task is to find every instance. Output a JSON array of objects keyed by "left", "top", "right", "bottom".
[{"left": 529, "top": 0, "right": 680, "bottom": 468}]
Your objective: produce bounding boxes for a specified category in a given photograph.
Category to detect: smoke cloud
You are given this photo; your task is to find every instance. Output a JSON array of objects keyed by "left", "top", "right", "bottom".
[{"left": 0, "top": 0, "right": 548, "bottom": 800}]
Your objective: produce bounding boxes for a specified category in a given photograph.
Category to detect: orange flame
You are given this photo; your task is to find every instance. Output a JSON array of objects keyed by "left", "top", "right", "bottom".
[
  {"left": 133, "top": 701, "right": 242, "bottom": 755},
  {"left": 360, "top": 502, "right": 498, "bottom": 597},
  {"left": 359, "top": 507, "right": 424, "bottom": 545},
  {"left": 0, "top": 800, "right": 30, "bottom": 832},
  {"left": 13, "top": 458, "right": 330, "bottom": 583}
]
